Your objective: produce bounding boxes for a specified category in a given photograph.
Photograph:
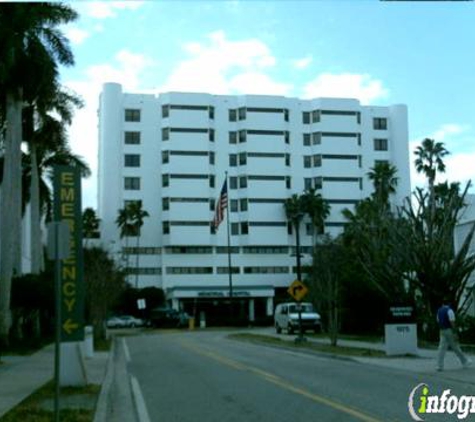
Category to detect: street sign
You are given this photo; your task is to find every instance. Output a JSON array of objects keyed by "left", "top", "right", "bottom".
[
  {"left": 288, "top": 279, "right": 308, "bottom": 302},
  {"left": 53, "top": 166, "right": 85, "bottom": 342}
]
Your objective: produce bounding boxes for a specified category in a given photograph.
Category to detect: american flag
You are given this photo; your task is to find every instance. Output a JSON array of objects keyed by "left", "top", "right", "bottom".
[{"left": 212, "top": 179, "right": 228, "bottom": 230}]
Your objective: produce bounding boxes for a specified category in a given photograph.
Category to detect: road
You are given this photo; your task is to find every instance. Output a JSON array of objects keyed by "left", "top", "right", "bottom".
[{"left": 125, "top": 330, "right": 475, "bottom": 421}]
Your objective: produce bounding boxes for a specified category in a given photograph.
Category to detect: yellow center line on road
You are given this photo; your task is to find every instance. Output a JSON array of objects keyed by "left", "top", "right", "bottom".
[{"left": 180, "top": 340, "right": 382, "bottom": 422}]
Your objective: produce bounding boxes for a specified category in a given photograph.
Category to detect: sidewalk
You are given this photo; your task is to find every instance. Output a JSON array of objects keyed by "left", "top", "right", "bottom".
[
  {"left": 250, "top": 327, "right": 475, "bottom": 385},
  {"left": 0, "top": 343, "right": 109, "bottom": 420}
]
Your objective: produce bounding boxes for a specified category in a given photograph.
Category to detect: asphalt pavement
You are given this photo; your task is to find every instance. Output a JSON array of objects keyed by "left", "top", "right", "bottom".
[
  {"left": 0, "top": 328, "right": 475, "bottom": 422},
  {"left": 126, "top": 329, "right": 475, "bottom": 422}
]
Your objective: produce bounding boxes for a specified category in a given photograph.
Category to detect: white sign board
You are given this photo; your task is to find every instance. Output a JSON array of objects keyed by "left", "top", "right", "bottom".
[{"left": 385, "top": 324, "right": 418, "bottom": 356}]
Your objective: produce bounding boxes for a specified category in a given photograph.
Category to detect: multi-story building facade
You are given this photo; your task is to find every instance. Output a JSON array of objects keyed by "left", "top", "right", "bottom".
[{"left": 98, "top": 82, "right": 410, "bottom": 323}]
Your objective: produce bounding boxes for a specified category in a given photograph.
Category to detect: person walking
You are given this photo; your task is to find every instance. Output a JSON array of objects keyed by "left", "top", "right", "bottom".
[{"left": 436, "top": 299, "right": 472, "bottom": 371}]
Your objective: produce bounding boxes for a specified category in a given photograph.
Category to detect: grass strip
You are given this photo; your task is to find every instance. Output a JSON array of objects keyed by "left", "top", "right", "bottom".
[
  {"left": 228, "top": 333, "right": 387, "bottom": 358},
  {"left": 0, "top": 380, "right": 100, "bottom": 422}
]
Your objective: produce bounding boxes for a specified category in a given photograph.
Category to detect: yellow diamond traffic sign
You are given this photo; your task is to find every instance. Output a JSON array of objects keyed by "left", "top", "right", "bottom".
[{"left": 288, "top": 279, "right": 308, "bottom": 302}]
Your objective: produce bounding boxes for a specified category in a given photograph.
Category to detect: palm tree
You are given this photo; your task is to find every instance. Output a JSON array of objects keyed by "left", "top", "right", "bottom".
[
  {"left": 284, "top": 194, "right": 305, "bottom": 281},
  {"left": 116, "top": 205, "right": 136, "bottom": 281},
  {"left": 83, "top": 208, "right": 101, "bottom": 245},
  {"left": 414, "top": 138, "right": 449, "bottom": 238},
  {"left": 301, "top": 188, "right": 331, "bottom": 246},
  {"left": 128, "top": 202, "right": 149, "bottom": 288},
  {"left": 367, "top": 161, "right": 398, "bottom": 208},
  {"left": 0, "top": 3, "right": 78, "bottom": 344},
  {"left": 26, "top": 86, "right": 85, "bottom": 273}
]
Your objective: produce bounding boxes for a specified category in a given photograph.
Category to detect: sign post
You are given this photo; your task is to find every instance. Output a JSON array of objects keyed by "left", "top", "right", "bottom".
[
  {"left": 52, "top": 166, "right": 86, "bottom": 386},
  {"left": 47, "top": 221, "right": 70, "bottom": 422},
  {"left": 288, "top": 280, "right": 309, "bottom": 343}
]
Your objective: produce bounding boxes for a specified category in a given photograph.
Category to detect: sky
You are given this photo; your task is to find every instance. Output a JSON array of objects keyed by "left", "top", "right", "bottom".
[{"left": 58, "top": 0, "right": 475, "bottom": 209}]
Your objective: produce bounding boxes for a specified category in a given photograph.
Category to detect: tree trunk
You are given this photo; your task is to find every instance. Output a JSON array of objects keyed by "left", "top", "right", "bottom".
[
  {"left": 135, "top": 233, "right": 140, "bottom": 289},
  {"left": 0, "top": 91, "right": 23, "bottom": 345},
  {"left": 30, "top": 143, "right": 42, "bottom": 274},
  {"left": 11, "top": 96, "right": 23, "bottom": 276}
]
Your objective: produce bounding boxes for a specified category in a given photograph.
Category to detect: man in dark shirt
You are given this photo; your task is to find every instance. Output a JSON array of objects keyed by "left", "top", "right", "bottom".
[{"left": 436, "top": 299, "right": 472, "bottom": 371}]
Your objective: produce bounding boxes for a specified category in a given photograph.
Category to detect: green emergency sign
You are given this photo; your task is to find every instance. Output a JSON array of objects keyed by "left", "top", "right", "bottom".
[{"left": 53, "top": 166, "right": 85, "bottom": 342}]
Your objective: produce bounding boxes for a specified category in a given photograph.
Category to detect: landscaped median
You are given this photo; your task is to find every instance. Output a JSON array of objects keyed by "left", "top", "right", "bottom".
[
  {"left": 0, "top": 381, "right": 101, "bottom": 422},
  {"left": 228, "top": 332, "right": 388, "bottom": 358}
]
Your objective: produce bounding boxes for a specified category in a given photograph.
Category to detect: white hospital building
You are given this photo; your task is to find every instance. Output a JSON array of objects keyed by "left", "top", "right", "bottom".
[{"left": 98, "top": 82, "right": 410, "bottom": 323}]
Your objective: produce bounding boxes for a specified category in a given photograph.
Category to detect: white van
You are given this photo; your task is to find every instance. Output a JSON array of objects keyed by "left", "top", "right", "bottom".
[{"left": 274, "top": 302, "right": 321, "bottom": 334}]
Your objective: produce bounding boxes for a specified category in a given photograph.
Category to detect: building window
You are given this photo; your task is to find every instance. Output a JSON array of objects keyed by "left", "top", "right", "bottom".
[
  {"left": 209, "top": 199, "right": 215, "bottom": 211},
  {"left": 229, "top": 154, "right": 237, "bottom": 167},
  {"left": 285, "top": 154, "right": 291, "bottom": 167},
  {"left": 125, "top": 109, "right": 140, "bottom": 122},
  {"left": 313, "top": 155, "right": 322, "bottom": 167},
  {"left": 285, "top": 131, "right": 290, "bottom": 144},
  {"left": 124, "top": 154, "right": 140, "bottom": 167},
  {"left": 209, "top": 129, "right": 215, "bottom": 142},
  {"left": 124, "top": 177, "right": 140, "bottom": 190},
  {"left": 284, "top": 109, "right": 289, "bottom": 122},
  {"left": 230, "top": 177, "right": 237, "bottom": 190},
  {"left": 375, "top": 159, "right": 389, "bottom": 167},
  {"left": 240, "top": 198, "right": 248, "bottom": 212},
  {"left": 239, "top": 130, "right": 246, "bottom": 143},
  {"left": 357, "top": 133, "right": 361, "bottom": 146},
  {"left": 304, "top": 156, "right": 311, "bottom": 168},
  {"left": 304, "top": 178, "right": 312, "bottom": 191},
  {"left": 239, "top": 176, "right": 247, "bottom": 189},
  {"left": 124, "top": 199, "right": 142, "bottom": 207},
  {"left": 238, "top": 107, "right": 246, "bottom": 121},
  {"left": 303, "top": 133, "right": 311, "bottom": 146},
  {"left": 231, "top": 223, "right": 239, "bottom": 236},
  {"left": 209, "top": 175, "right": 215, "bottom": 188},
  {"left": 239, "top": 152, "right": 247, "bottom": 166},
  {"left": 356, "top": 112, "right": 361, "bottom": 124},
  {"left": 229, "top": 109, "right": 237, "bottom": 122},
  {"left": 312, "top": 110, "right": 320, "bottom": 123},
  {"left": 314, "top": 177, "right": 322, "bottom": 189},
  {"left": 241, "top": 222, "right": 249, "bottom": 235},
  {"left": 230, "top": 199, "right": 238, "bottom": 212},
  {"left": 125, "top": 131, "right": 140, "bottom": 144},
  {"left": 162, "top": 105, "right": 169, "bottom": 118},
  {"left": 373, "top": 118, "right": 387, "bottom": 130},
  {"left": 306, "top": 223, "right": 314, "bottom": 236},
  {"left": 209, "top": 107, "right": 215, "bottom": 120},
  {"left": 162, "top": 197, "right": 169, "bottom": 211},
  {"left": 286, "top": 176, "right": 291, "bottom": 189},
  {"left": 161, "top": 151, "right": 169, "bottom": 164},
  {"left": 162, "top": 128, "right": 169, "bottom": 141},
  {"left": 162, "top": 174, "right": 169, "bottom": 187},
  {"left": 374, "top": 138, "right": 388, "bottom": 151},
  {"left": 217, "top": 267, "right": 240, "bottom": 274},
  {"left": 302, "top": 112, "right": 310, "bottom": 124},
  {"left": 229, "top": 131, "right": 237, "bottom": 144},
  {"left": 287, "top": 222, "right": 292, "bottom": 235},
  {"left": 312, "top": 132, "right": 321, "bottom": 145}
]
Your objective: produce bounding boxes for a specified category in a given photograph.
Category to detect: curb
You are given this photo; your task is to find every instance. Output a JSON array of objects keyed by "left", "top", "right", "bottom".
[
  {"left": 93, "top": 339, "right": 115, "bottom": 422},
  {"left": 130, "top": 375, "right": 151, "bottom": 422}
]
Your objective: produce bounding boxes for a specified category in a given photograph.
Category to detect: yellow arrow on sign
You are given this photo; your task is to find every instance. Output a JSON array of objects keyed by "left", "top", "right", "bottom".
[
  {"left": 63, "top": 318, "right": 79, "bottom": 335},
  {"left": 288, "top": 279, "right": 309, "bottom": 302}
]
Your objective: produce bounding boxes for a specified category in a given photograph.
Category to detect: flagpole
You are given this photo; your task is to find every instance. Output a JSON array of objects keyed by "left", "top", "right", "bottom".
[{"left": 225, "top": 171, "right": 234, "bottom": 323}]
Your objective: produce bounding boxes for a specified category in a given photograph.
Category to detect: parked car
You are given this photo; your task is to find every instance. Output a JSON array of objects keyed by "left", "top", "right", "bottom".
[
  {"left": 149, "top": 307, "right": 190, "bottom": 328},
  {"left": 106, "top": 315, "right": 144, "bottom": 329},
  {"left": 274, "top": 302, "right": 321, "bottom": 334}
]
